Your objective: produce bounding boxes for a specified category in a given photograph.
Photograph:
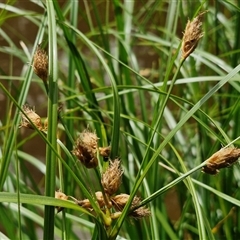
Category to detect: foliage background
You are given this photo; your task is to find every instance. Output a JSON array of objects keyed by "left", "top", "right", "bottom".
[{"left": 0, "top": 0, "right": 240, "bottom": 239}]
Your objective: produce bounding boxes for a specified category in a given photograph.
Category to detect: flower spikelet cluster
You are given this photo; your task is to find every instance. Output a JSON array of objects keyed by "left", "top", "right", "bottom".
[
  {"left": 74, "top": 192, "right": 150, "bottom": 219},
  {"left": 71, "top": 159, "right": 150, "bottom": 220}
]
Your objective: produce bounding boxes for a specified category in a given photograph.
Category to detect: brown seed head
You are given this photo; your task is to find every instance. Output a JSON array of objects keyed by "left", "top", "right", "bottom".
[
  {"left": 181, "top": 11, "right": 207, "bottom": 60},
  {"left": 20, "top": 105, "right": 43, "bottom": 130},
  {"left": 101, "top": 159, "right": 123, "bottom": 196},
  {"left": 33, "top": 45, "right": 48, "bottom": 82},
  {"left": 202, "top": 147, "right": 240, "bottom": 175},
  {"left": 72, "top": 130, "right": 99, "bottom": 168}
]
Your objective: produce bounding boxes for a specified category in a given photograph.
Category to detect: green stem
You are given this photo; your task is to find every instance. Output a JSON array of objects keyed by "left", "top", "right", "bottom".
[{"left": 43, "top": 1, "right": 58, "bottom": 239}]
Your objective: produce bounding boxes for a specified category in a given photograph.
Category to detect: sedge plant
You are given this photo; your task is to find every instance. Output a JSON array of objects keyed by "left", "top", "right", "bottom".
[{"left": 0, "top": 1, "right": 240, "bottom": 240}]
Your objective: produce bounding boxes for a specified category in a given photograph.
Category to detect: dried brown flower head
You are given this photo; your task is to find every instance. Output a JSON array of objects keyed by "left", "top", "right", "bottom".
[
  {"left": 72, "top": 130, "right": 99, "bottom": 168},
  {"left": 33, "top": 44, "right": 48, "bottom": 82},
  {"left": 19, "top": 105, "right": 43, "bottom": 131},
  {"left": 55, "top": 191, "right": 68, "bottom": 213},
  {"left": 101, "top": 159, "right": 123, "bottom": 196},
  {"left": 181, "top": 11, "right": 207, "bottom": 60},
  {"left": 202, "top": 147, "right": 240, "bottom": 175},
  {"left": 99, "top": 146, "right": 111, "bottom": 158},
  {"left": 111, "top": 194, "right": 151, "bottom": 219}
]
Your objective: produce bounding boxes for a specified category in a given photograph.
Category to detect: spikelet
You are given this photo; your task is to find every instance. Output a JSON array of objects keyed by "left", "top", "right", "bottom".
[
  {"left": 19, "top": 105, "right": 43, "bottom": 131},
  {"left": 74, "top": 191, "right": 109, "bottom": 210},
  {"left": 202, "top": 147, "right": 240, "bottom": 175},
  {"left": 33, "top": 44, "right": 48, "bottom": 82},
  {"left": 111, "top": 194, "right": 132, "bottom": 211},
  {"left": 72, "top": 130, "right": 99, "bottom": 168},
  {"left": 101, "top": 159, "right": 123, "bottom": 196},
  {"left": 111, "top": 194, "right": 151, "bottom": 219},
  {"left": 99, "top": 146, "right": 111, "bottom": 158},
  {"left": 55, "top": 191, "right": 68, "bottom": 213},
  {"left": 181, "top": 11, "right": 207, "bottom": 60}
]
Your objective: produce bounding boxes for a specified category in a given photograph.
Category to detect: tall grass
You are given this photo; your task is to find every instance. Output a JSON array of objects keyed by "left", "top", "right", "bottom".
[{"left": 0, "top": 1, "right": 240, "bottom": 239}]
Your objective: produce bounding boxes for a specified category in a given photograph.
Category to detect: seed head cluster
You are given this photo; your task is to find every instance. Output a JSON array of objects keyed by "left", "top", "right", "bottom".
[
  {"left": 59, "top": 151, "right": 150, "bottom": 221},
  {"left": 71, "top": 157, "right": 150, "bottom": 220},
  {"left": 75, "top": 191, "right": 150, "bottom": 220}
]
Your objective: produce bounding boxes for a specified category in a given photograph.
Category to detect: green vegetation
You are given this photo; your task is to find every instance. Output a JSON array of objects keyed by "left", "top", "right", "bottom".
[{"left": 0, "top": 1, "right": 240, "bottom": 239}]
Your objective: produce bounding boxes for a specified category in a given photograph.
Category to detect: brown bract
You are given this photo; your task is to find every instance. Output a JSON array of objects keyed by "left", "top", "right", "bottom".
[
  {"left": 181, "top": 11, "right": 207, "bottom": 60},
  {"left": 202, "top": 147, "right": 240, "bottom": 175}
]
